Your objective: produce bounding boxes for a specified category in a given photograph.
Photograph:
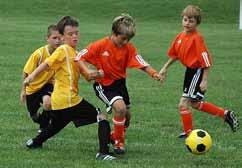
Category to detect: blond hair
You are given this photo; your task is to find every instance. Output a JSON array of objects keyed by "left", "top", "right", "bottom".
[
  {"left": 181, "top": 5, "right": 202, "bottom": 24},
  {"left": 112, "top": 13, "right": 136, "bottom": 39}
]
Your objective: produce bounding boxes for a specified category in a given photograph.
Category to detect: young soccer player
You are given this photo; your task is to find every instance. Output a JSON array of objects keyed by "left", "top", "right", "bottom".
[
  {"left": 76, "top": 14, "right": 161, "bottom": 154},
  {"left": 24, "top": 16, "right": 115, "bottom": 160},
  {"left": 159, "top": 5, "right": 239, "bottom": 138},
  {"left": 20, "top": 25, "right": 61, "bottom": 132}
]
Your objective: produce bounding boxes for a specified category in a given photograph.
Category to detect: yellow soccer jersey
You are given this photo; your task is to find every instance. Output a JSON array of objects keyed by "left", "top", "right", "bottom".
[
  {"left": 46, "top": 44, "right": 82, "bottom": 110},
  {"left": 24, "top": 45, "right": 54, "bottom": 95}
]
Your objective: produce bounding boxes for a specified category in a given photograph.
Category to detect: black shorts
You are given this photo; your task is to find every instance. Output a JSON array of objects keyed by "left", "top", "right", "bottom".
[
  {"left": 93, "top": 79, "right": 130, "bottom": 113},
  {"left": 182, "top": 68, "right": 205, "bottom": 101},
  {"left": 26, "top": 83, "right": 53, "bottom": 117},
  {"left": 51, "top": 99, "right": 99, "bottom": 127}
]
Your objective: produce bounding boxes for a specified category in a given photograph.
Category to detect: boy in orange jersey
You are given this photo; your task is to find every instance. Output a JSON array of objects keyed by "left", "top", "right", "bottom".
[
  {"left": 76, "top": 14, "right": 161, "bottom": 154},
  {"left": 24, "top": 16, "right": 115, "bottom": 160},
  {"left": 20, "top": 25, "right": 61, "bottom": 132},
  {"left": 159, "top": 5, "right": 239, "bottom": 138}
]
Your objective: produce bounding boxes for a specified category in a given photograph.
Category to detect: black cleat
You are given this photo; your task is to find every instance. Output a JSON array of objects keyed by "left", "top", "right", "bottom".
[
  {"left": 225, "top": 111, "right": 239, "bottom": 132},
  {"left": 113, "top": 147, "right": 125, "bottom": 155},
  {"left": 95, "top": 153, "right": 116, "bottom": 160},
  {"left": 178, "top": 132, "right": 188, "bottom": 139},
  {"left": 26, "top": 139, "right": 42, "bottom": 149}
]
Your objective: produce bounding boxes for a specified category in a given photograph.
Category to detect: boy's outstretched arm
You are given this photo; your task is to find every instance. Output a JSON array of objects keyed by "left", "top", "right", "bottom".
[
  {"left": 23, "top": 62, "right": 49, "bottom": 86},
  {"left": 159, "top": 58, "right": 177, "bottom": 84},
  {"left": 142, "top": 66, "right": 161, "bottom": 81},
  {"left": 77, "top": 61, "right": 104, "bottom": 81}
]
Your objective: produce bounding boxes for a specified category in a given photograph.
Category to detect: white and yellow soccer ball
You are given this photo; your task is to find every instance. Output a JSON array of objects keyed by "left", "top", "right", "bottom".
[{"left": 185, "top": 129, "right": 212, "bottom": 155}]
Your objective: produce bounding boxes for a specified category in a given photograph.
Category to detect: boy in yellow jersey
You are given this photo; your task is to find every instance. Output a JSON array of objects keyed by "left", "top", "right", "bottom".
[
  {"left": 24, "top": 16, "right": 115, "bottom": 160},
  {"left": 20, "top": 25, "right": 61, "bottom": 132}
]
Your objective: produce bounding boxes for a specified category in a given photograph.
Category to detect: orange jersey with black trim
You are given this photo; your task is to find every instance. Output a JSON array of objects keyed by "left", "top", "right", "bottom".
[
  {"left": 77, "top": 37, "right": 149, "bottom": 86},
  {"left": 168, "top": 31, "right": 212, "bottom": 68}
]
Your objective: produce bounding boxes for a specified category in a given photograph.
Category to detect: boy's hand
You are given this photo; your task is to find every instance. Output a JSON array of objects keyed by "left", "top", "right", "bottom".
[
  {"left": 88, "top": 69, "right": 104, "bottom": 81},
  {"left": 20, "top": 90, "right": 26, "bottom": 104},
  {"left": 23, "top": 76, "right": 33, "bottom": 87},
  {"left": 199, "top": 79, "right": 208, "bottom": 92},
  {"left": 159, "top": 68, "right": 167, "bottom": 85},
  {"left": 152, "top": 72, "right": 161, "bottom": 81}
]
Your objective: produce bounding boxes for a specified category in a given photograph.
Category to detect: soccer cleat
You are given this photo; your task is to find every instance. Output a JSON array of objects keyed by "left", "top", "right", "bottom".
[
  {"left": 95, "top": 153, "right": 116, "bottom": 160},
  {"left": 178, "top": 129, "right": 192, "bottom": 139},
  {"left": 178, "top": 132, "right": 188, "bottom": 139},
  {"left": 26, "top": 139, "right": 42, "bottom": 149},
  {"left": 113, "top": 145, "right": 125, "bottom": 155},
  {"left": 224, "top": 110, "right": 239, "bottom": 132}
]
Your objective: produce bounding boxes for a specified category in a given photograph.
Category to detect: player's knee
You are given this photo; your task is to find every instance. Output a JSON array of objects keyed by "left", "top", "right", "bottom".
[
  {"left": 116, "top": 107, "right": 127, "bottom": 117},
  {"left": 42, "top": 95, "right": 51, "bottom": 110},
  {"left": 178, "top": 97, "right": 189, "bottom": 110},
  {"left": 112, "top": 100, "right": 127, "bottom": 117}
]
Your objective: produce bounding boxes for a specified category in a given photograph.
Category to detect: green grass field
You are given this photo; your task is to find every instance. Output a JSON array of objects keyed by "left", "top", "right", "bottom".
[{"left": 0, "top": 0, "right": 242, "bottom": 167}]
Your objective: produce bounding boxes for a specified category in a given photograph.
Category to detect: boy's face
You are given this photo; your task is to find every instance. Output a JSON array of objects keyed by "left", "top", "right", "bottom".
[
  {"left": 111, "top": 34, "right": 131, "bottom": 48},
  {"left": 182, "top": 15, "right": 197, "bottom": 33},
  {"left": 63, "top": 26, "right": 79, "bottom": 48},
  {"left": 47, "top": 30, "right": 62, "bottom": 49}
]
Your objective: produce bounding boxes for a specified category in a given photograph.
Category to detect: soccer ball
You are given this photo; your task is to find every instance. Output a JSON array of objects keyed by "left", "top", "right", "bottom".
[{"left": 185, "top": 129, "right": 212, "bottom": 155}]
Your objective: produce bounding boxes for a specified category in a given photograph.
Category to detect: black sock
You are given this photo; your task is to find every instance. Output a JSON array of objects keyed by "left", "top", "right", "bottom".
[
  {"left": 39, "top": 110, "right": 51, "bottom": 129},
  {"left": 98, "top": 120, "right": 111, "bottom": 154}
]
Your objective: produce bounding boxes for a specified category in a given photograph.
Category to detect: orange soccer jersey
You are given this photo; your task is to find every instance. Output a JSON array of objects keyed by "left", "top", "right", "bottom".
[
  {"left": 77, "top": 37, "right": 149, "bottom": 86},
  {"left": 168, "top": 31, "right": 212, "bottom": 68}
]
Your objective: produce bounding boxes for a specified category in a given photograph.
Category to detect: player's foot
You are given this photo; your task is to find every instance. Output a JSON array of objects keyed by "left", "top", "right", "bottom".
[
  {"left": 95, "top": 152, "right": 116, "bottom": 160},
  {"left": 110, "top": 132, "right": 125, "bottom": 155},
  {"left": 178, "top": 129, "right": 192, "bottom": 139},
  {"left": 26, "top": 139, "right": 42, "bottom": 149},
  {"left": 113, "top": 145, "right": 125, "bottom": 155},
  {"left": 178, "top": 132, "right": 188, "bottom": 139},
  {"left": 224, "top": 110, "right": 239, "bottom": 132}
]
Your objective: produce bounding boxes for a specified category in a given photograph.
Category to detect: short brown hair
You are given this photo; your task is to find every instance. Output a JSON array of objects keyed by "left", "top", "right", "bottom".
[
  {"left": 47, "top": 24, "right": 58, "bottom": 37},
  {"left": 57, "top": 16, "right": 79, "bottom": 35},
  {"left": 112, "top": 13, "right": 136, "bottom": 39},
  {"left": 181, "top": 5, "right": 202, "bottom": 24}
]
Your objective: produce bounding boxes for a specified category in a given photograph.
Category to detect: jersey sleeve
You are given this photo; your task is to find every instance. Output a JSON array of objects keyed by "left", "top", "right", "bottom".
[
  {"left": 23, "top": 49, "right": 41, "bottom": 74},
  {"left": 127, "top": 45, "right": 149, "bottom": 69},
  {"left": 195, "top": 36, "right": 212, "bottom": 67},
  {"left": 76, "top": 42, "right": 99, "bottom": 66},
  {"left": 45, "top": 47, "right": 65, "bottom": 70},
  {"left": 167, "top": 35, "right": 179, "bottom": 59}
]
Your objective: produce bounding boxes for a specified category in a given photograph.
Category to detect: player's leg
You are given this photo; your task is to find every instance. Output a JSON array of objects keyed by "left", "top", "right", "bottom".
[
  {"left": 93, "top": 80, "right": 127, "bottom": 154},
  {"left": 71, "top": 99, "right": 115, "bottom": 160},
  {"left": 186, "top": 67, "right": 239, "bottom": 132},
  {"left": 26, "top": 109, "right": 70, "bottom": 149},
  {"left": 38, "top": 83, "right": 53, "bottom": 132},
  {"left": 120, "top": 81, "right": 131, "bottom": 130},
  {"left": 42, "top": 95, "right": 51, "bottom": 110},
  {"left": 178, "top": 97, "right": 193, "bottom": 138},
  {"left": 111, "top": 99, "right": 127, "bottom": 154},
  {"left": 191, "top": 101, "right": 239, "bottom": 132},
  {"left": 178, "top": 67, "right": 201, "bottom": 138},
  {"left": 37, "top": 95, "right": 52, "bottom": 132},
  {"left": 96, "top": 112, "right": 116, "bottom": 160},
  {"left": 26, "top": 93, "right": 42, "bottom": 124}
]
